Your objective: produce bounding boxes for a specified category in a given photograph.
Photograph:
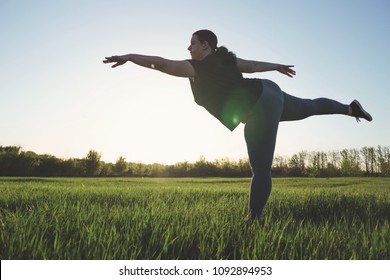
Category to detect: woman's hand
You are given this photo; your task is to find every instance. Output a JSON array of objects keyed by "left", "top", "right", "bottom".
[
  {"left": 103, "top": 55, "right": 128, "bottom": 68},
  {"left": 277, "top": 64, "right": 296, "bottom": 78}
]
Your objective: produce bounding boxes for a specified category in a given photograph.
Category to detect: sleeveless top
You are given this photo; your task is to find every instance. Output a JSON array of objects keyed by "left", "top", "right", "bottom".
[{"left": 188, "top": 54, "right": 263, "bottom": 131}]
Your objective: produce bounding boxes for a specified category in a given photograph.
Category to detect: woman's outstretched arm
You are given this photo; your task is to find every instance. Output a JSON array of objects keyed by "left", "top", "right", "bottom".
[
  {"left": 236, "top": 58, "right": 296, "bottom": 78},
  {"left": 103, "top": 54, "right": 196, "bottom": 78}
]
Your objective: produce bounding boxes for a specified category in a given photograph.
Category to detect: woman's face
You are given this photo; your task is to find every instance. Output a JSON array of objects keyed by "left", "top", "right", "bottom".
[{"left": 188, "top": 35, "right": 208, "bottom": 60}]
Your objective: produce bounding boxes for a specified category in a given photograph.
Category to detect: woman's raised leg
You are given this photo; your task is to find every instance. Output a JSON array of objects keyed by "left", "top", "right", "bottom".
[{"left": 280, "top": 93, "right": 350, "bottom": 121}]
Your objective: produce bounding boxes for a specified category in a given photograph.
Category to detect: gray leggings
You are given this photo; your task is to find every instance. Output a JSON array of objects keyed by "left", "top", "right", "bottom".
[{"left": 244, "top": 79, "right": 349, "bottom": 218}]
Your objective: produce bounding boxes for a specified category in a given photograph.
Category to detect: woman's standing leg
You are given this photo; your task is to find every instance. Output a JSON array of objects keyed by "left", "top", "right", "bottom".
[{"left": 244, "top": 80, "right": 284, "bottom": 218}]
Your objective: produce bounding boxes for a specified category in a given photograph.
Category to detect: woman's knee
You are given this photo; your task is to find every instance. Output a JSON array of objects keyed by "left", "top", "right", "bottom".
[{"left": 251, "top": 165, "right": 272, "bottom": 180}]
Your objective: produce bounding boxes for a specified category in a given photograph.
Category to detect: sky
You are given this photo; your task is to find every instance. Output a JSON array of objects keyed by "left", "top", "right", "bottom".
[{"left": 1, "top": 0, "right": 389, "bottom": 164}]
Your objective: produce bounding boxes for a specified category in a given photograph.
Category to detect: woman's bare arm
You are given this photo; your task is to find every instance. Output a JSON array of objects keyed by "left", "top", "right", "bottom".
[
  {"left": 236, "top": 58, "right": 296, "bottom": 78},
  {"left": 103, "top": 54, "right": 196, "bottom": 78}
]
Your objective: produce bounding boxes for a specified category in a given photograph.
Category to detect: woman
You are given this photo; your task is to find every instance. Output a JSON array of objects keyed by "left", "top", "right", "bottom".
[{"left": 103, "top": 30, "right": 372, "bottom": 221}]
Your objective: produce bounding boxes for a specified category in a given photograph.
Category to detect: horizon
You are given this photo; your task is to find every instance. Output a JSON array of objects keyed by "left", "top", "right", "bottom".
[{"left": 2, "top": 144, "right": 388, "bottom": 166}]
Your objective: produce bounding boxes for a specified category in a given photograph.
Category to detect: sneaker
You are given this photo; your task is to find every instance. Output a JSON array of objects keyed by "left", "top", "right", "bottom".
[{"left": 350, "top": 100, "right": 372, "bottom": 122}]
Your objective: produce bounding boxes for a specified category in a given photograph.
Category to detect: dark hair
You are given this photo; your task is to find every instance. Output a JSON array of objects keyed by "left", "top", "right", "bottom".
[
  {"left": 193, "top": 29, "right": 236, "bottom": 65},
  {"left": 193, "top": 29, "right": 218, "bottom": 50}
]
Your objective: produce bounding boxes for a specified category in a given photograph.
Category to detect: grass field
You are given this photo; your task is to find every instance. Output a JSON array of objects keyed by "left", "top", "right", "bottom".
[{"left": 0, "top": 177, "right": 389, "bottom": 260}]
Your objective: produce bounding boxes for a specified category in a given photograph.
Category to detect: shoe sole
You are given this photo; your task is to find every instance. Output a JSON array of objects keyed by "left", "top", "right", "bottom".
[{"left": 353, "top": 99, "right": 373, "bottom": 121}]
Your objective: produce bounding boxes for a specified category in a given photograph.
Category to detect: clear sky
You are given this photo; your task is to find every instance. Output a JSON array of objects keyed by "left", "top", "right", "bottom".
[{"left": 1, "top": 0, "right": 389, "bottom": 164}]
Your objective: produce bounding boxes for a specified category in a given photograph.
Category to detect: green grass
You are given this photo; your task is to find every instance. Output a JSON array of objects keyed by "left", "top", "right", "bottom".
[{"left": 0, "top": 177, "right": 389, "bottom": 259}]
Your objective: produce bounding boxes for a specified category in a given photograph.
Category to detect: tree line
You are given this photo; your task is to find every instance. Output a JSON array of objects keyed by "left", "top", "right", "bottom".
[{"left": 0, "top": 145, "right": 389, "bottom": 177}]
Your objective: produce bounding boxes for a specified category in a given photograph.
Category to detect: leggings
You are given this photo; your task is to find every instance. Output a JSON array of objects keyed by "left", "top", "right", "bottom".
[{"left": 244, "top": 79, "right": 349, "bottom": 218}]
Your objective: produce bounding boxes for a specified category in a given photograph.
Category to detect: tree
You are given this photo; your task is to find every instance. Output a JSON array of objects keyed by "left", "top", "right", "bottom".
[
  {"left": 350, "top": 148, "right": 362, "bottom": 176},
  {"left": 114, "top": 156, "right": 128, "bottom": 176},
  {"left": 307, "top": 151, "right": 328, "bottom": 177},
  {"left": 0, "top": 146, "right": 21, "bottom": 176},
  {"left": 361, "top": 146, "right": 370, "bottom": 175},
  {"left": 273, "top": 156, "right": 289, "bottom": 177},
  {"left": 288, "top": 151, "right": 307, "bottom": 176},
  {"left": 340, "top": 149, "right": 363, "bottom": 176},
  {"left": 376, "top": 145, "right": 390, "bottom": 176},
  {"left": 192, "top": 156, "right": 217, "bottom": 177},
  {"left": 62, "top": 158, "right": 85, "bottom": 177},
  {"left": 18, "top": 151, "right": 40, "bottom": 176},
  {"left": 340, "top": 149, "right": 352, "bottom": 176},
  {"left": 326, "top": 150, "right": 341, "bottom": 177},
  {"left": 237, "top": 158, "right": 252, "bottom": 177},
  {"left": 84, "top": 150, "right": 102, "bottom": 176},
  {"left": 367, "top": 147, "right": 376, "bottom": 175},
  {"left": 0, "top": 146, "right": 21, "bottom": 154},
  {"left": 172, "top": 161, "right": 190, "bottom": 177},
  {"left": 36, "top": 154, "right": 62, "bottom": 176}
]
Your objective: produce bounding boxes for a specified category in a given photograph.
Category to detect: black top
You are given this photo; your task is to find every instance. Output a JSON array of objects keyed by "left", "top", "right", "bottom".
[{"left": 188, "top": 54, "right": 263, "bottom": 131}]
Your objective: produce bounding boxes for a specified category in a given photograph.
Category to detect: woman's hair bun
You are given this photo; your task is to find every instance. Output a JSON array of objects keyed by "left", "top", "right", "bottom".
[{"left": 215, "top": 46, "right": 236, "bottom": 65}]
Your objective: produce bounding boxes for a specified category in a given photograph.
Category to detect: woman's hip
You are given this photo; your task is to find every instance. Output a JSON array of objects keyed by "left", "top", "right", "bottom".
[{"left": 245, "top": 79, "right": 284, "bottom": 123}]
